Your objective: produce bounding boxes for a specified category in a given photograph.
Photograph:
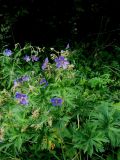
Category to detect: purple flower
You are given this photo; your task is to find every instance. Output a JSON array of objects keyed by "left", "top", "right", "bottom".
[
  {"left": 50, "top": 97, "right": 63, "bottom": 106},
  {"left": 15, "top": 75, "right": 29, "bottom": 84},
  {"left": 22, "top": 76, "right": 29, "bottom": 82},
  {"left": 40, "top": 78, "right": 48, "bottom": 88},
  {"left": 54, "top": 56, "right": 69, "bottom": 69},
  {"left": 42, "top": 57, "right": 49, "bottom": 70},
  {"left": 15, "top": 92, "right": 27, "bottom": 99},
  {"left": 15, "top": 92, "right": 23, "bottom": 99},
  {"left": 15, "top": 92, "right": 28, "bottom": 105},
  {"left": 3, "top": 49, "right": 13, "bottom": 56},
  {"left": 23, "top": 55, "right": 31, "bottom": 62},
  {"left": 20, "top": 97, "right": 29, "bottom": 105},
  {"left": 17, "top": 77, "right": 23, "bottom": 83},
  {"left": 31, "top": 55, "right": 39, "bottom": 62}
]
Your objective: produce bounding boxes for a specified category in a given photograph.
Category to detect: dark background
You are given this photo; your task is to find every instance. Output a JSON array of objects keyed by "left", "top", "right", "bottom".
[{"left": 0, "top": 0, "right": 120, "bottom": 48}]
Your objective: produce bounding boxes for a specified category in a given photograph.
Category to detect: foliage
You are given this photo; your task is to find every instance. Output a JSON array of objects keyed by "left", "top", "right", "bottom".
[{"left": 0, "top": 44, "right": 120, "bottom": 160}]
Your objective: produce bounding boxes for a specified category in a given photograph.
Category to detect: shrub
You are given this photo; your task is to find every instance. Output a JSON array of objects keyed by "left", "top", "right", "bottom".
[{"left": 0, "top": 44, "right": 120, "bottom": 160}]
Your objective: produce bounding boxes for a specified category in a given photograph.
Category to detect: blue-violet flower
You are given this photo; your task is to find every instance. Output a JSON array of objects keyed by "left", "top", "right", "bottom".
[
  {"left": 3, "top": 49, "right": 13, "bottom": 56},
  {"left": 15, "top": 92, "right": 28, "bottom": 105},
  {"left": 22, "top": 75, "right": 29, "bottom": 82},
  {"left": 42, "top": 57, "right": 49, "bottom": 70},
  {"left": 40, "top": 78, "right": 48, "bottom": 88},
  {"left": 23, "top": 55, "right": 31, "bottom": 62},
  {"left": 14, "top": 76, "right": 29, "bottom": 85},
  {"left": 50, "top": 97, "right": 63, "bottom": 106},
  {"left": 54, "top": 56, "right": 69, "bottom": 69},
  {"left": 31, "top": 55, "right": 39, "bottom": 62}
]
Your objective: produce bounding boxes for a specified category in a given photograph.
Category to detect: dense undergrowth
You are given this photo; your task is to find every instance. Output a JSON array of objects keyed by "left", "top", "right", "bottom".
[{"left": 0, "top": 43, "right": 120, "bottom": 160}]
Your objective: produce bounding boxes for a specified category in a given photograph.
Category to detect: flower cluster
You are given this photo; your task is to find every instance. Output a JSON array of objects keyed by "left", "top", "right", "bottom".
[
  {"left": 15, "top": 92, "right": 28, "bottom": 105},
  {"left": 3, "top": 49, "right": 13, "bottom": 56},
  {"left": 14, "top": 52, "right": 69, "bottom": 107},
  {"left": 54, "top": 56, "right": 69, "bottom": 69},
  {"left": 23, "top": 55, "right": 39, "bottom": 62}
]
